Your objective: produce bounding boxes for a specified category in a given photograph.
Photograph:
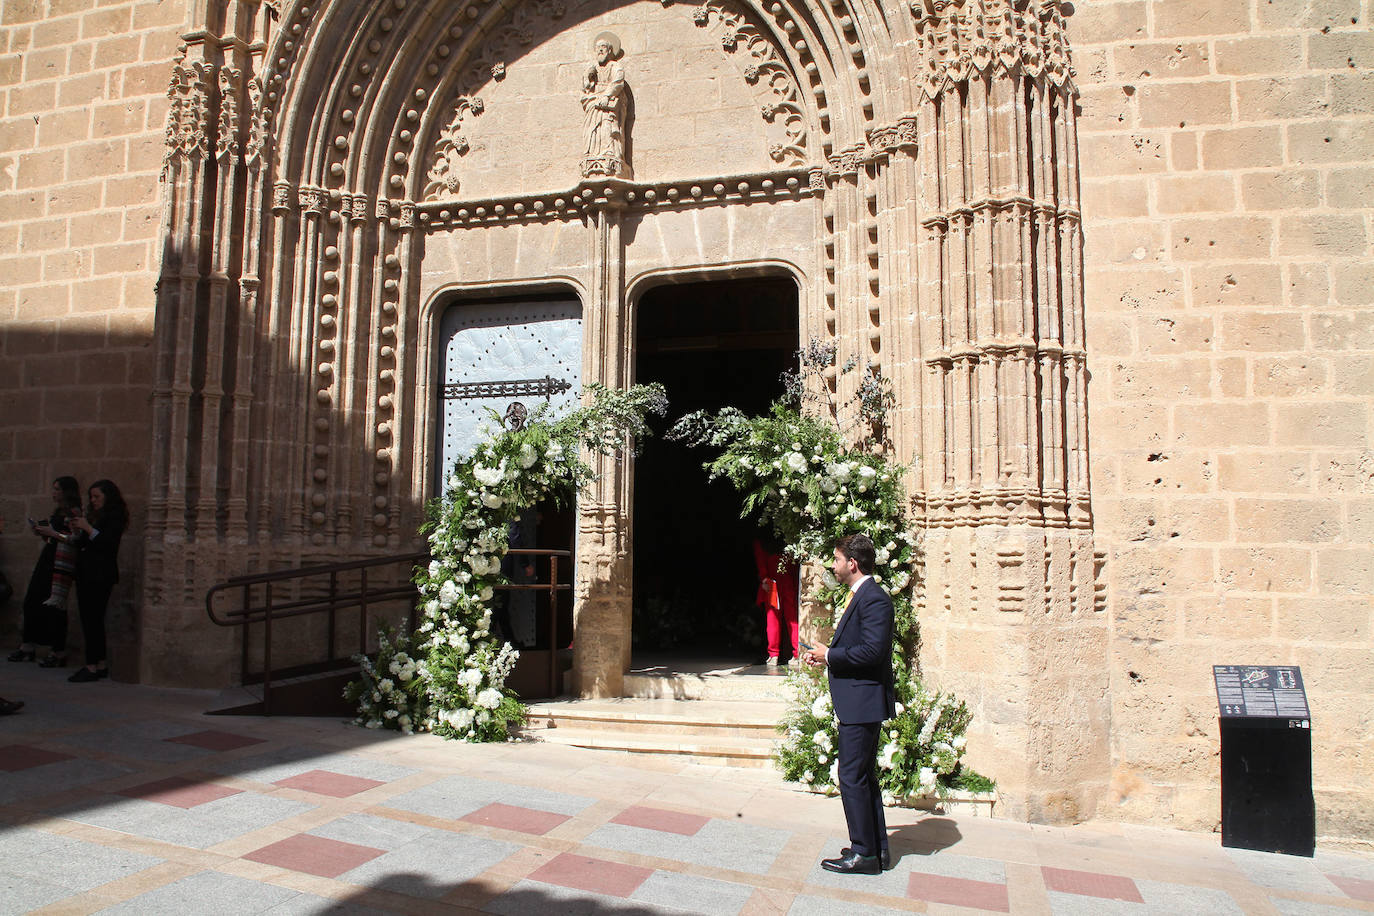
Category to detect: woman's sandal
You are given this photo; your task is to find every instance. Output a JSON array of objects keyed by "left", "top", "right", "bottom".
[
  {"left": 38, "top": 654, "right": 66, "bottom": 668},
  {"left": 7, "top": 648, "right": 35, "bottom": 662}
]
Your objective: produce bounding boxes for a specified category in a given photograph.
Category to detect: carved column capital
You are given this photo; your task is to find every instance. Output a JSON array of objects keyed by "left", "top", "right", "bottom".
[{"left": 271, "top": 180, "right": 293, "bottom": 214}]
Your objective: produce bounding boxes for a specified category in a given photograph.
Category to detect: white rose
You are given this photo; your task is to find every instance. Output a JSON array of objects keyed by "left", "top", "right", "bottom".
[
  {"left": 481, "top": 493, "right": 504, "bottom": 509},
  {"left": 519, "top": 443, "right": 538, "bottom": 468},
  {"left": 428, "top": 560, "right": 442, "bottom": 578},
  {"left": 786, "top": 452, "right": 807, "bottom": 472},
  {"left": 474, "top": 465, "right": 502, "bottom": 486}
]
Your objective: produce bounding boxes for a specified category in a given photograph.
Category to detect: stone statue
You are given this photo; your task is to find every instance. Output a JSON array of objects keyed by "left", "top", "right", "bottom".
[{"left": 580, "top": 32, "right": 629, "bottom": 178}]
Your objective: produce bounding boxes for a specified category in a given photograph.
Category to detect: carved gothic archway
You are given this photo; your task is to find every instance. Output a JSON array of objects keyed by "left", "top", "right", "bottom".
[{"left": 150, "top": 0, "right": 1096, "bottom": 822}]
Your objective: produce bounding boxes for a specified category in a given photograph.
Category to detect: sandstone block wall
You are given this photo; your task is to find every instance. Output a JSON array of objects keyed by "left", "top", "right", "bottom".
[
  {"left": 0, "top": 0, "right": 187, "bottom": 671},
  {"left": 1072, "top": 0, "right": 1373, "bottom": 845}
]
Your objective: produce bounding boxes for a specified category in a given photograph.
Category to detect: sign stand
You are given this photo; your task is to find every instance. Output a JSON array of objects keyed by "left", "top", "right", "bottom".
[{"left": 1213, "top": 665, "right": 1315, "bottom": 857}]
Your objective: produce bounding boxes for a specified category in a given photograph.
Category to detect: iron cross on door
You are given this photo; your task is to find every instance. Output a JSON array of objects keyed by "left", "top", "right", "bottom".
[{"left": 435, "top": 299, "right": 583, "bottom": 490}]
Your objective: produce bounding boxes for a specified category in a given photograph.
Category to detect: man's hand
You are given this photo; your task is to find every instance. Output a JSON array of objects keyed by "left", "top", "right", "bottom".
[{"left": 804, "top": 646, "right": 828, "bottom": 668}]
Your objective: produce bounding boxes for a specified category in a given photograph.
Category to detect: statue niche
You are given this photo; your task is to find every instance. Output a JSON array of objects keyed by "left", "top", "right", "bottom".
[{"left": 580, "top": 31, "right": 631, "bottom": 179}]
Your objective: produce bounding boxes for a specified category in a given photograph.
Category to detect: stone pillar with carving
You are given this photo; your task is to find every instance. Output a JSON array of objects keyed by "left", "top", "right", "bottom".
[
  {"left": 573, "top": 183, "right": 634, "bottom": 697},
  {"left": 903, "top": 0, "right": 1106, "bottom": 823}
]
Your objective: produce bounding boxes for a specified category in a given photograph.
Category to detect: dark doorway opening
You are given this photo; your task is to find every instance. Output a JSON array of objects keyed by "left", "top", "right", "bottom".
[{"left": 632, "top": 276, "right": 799, "bottom": 662}]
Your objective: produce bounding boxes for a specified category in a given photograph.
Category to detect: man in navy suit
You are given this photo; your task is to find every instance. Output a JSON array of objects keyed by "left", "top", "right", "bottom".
[{"left": 804, "top": 533, "right": 896, "bottom": 875}]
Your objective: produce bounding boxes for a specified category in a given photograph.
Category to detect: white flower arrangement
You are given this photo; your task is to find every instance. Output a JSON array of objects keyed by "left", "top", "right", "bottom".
[
  {"left": 670, "top": 346, "right": 990, "bottom": 800},
  {"left": 346, "top": 384, "right": 668, "bottom": 743}
]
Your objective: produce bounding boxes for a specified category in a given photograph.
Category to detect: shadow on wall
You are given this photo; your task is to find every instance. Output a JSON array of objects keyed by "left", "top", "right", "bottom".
[{"left": 0, "top": 323, "right": 156, "bottom": 672}]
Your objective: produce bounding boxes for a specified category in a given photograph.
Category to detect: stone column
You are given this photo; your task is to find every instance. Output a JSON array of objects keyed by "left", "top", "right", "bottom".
[
  {"left": 573, "top": 182, "right": 633, "bottom": 698},
  {"left": 905, "top": 0, "right": 1105, "bottom": 823}
]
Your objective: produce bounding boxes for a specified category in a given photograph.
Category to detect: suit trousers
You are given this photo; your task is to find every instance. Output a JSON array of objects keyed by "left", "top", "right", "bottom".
[
  {"left": 75, "top": 577, "right": 113, "bottom": 665},
  {"left": 836, "top": 721, "right": 888, "bottom": 857}
]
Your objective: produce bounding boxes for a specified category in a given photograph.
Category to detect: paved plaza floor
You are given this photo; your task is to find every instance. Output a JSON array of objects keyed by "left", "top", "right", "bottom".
[{"left": 1, "top": 663, "right": 1371, "bottom": 915}]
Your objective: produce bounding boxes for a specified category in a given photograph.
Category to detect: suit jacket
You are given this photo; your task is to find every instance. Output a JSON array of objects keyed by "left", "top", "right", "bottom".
[
  {"left": 827, "top": 577, "right": 897, "bottom": 725},
  {"left": 76, "top": 516, "right": 125, "bottom": 588}
]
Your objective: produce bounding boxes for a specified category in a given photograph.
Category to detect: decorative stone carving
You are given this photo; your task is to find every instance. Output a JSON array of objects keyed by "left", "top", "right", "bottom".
[
  {"left": 424, "top": 101, "right": 481, "bottom": 199},
  {"left": 909, "top": 0, "right": 1076, "bottom": 98},
  {"left": 581, "top": 32, "right": 630, "bottom": 179},
  {"left": 216, "top": 67, "right": 241, "bottom": 162},
  {"left": 418, "top": 167, "right": 811, "bottom": 229},
  {"left": 163, "top": 48, "right": 214, "bottom": 168},
  {"left": 244, "top": 76, "right": 268, "bottom": 170},
  {"left": 693, "top": 0, "right": 806, "bottom": 165}
]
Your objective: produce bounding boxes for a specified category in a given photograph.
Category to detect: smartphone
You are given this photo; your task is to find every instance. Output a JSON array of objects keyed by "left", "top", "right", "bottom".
[
  {"left": 799, "top": 640, "right": 814, "bottom": 651},
  {"left": 27, "top": 517, "right": 37, "bottom": 528}
]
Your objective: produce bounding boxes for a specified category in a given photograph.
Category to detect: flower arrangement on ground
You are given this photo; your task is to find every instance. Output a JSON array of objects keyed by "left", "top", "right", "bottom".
[
  {"left": 670, "top": 340, "right": 990, "bottom": 798},
  {"left": 346, "top": 383, "right": 668, "bottom": 739}
]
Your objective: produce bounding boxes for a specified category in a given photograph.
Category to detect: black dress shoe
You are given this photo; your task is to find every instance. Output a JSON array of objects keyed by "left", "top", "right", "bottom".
[
  {"left": 843, "top": 846, "right": 892, "bottom": 870},
  {"left": 68, "top": 666, "right": 104, "bottom": 683},
  {"left": 821, "top": 850, "right": 881, "bottom": 875}
]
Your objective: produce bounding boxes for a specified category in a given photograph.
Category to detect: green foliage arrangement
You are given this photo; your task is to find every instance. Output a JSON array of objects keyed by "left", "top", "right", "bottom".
[
  {"left": 670, "top": 339, "right": 989, "bottom": 799},
  {"left": 347, "top": 383, "right": 669, "bottom": 739}
]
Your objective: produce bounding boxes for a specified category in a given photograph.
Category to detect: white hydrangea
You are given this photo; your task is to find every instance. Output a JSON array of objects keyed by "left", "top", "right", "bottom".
[
  {"left": 438, "top": 580, "right": 459, "bottom": 608},
  {"left": 476, "top": 687, "right": 503, "bottom": 709}
]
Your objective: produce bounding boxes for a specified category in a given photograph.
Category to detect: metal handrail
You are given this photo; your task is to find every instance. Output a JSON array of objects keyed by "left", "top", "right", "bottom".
[{"left": 204, "top": 548, "right": 572, "bottom": 714}]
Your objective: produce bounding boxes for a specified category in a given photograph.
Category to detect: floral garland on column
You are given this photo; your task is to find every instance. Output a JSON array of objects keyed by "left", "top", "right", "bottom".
[
  {"left": 346, "top": 383, "right": 668, "bottom": 739},
  {"left": 670, "top": 343, "right": 991, "bottom": 799}
]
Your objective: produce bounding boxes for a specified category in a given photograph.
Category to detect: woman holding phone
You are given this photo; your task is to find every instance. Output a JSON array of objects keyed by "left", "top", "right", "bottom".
[
  {"left": 8, "top": 476, "right": 81, "bottom": 666},
  {"left": 66, "top": 480, "right": 128, "bottom": 682}
]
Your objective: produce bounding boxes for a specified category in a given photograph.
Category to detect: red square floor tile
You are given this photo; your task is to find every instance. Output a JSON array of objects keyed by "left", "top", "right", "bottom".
[
  {"left": 0, "top": 745, "right": 75, "bottom": 772},
  {"left": 908, "top": 873, "right": 1010, "bottom": 912},
  {"left": 164, "top": 730, "right": 267, "bottom": 752},
  {"left": 1330, "top": 875, "right": 1374, "bottom": 902},
  {"left": 244, "top": 834, "right": 385, "bottom": 879},
  {"left": 528, "top": 852, "right": 653, "bottom": 898},
  {"left": 461, "top": 802, "right": 571, "bottom": 836},
  {"left": 116, "top": 776, "right": 242, "bottom": 809},
  {"left": 1042, "top": 866, "right": 1144, "bottom": 903},
  {"left": 611, "top": 804, "right": 710, "bottom": 837},
  {"left": 274, "top": 769, "right": 385, "bottom": 798}
]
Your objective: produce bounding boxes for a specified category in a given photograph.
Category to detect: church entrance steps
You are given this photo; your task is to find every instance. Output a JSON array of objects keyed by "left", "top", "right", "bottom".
[
  {"left": 620, "top": 656, "right": 799, "bottom": 702},
  {"left": 521, "top": 695, "right": 788, "bottom": 769}
]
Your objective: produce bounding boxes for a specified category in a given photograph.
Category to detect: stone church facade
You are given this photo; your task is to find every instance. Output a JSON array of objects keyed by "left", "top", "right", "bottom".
[{"left": 0, "top": 0, "right": 1370, "bottom": 845}]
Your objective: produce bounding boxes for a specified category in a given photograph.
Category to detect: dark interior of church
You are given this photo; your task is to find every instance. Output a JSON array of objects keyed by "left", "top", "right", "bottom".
[{"left": 631, "top": 276, "right": 800, "bottom": 660}]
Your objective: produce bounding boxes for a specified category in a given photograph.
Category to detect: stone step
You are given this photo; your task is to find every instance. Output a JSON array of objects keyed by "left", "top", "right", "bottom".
[
  {"left": 622, "top": 669, "right": 798, "bottom": 702},
  {"left": 525, "top": 697, "right": 786, "bottom": 738},
  {"left": 523, "top": 725, "right": 778, "bottom": 769},
  {"left": 521, "top": 694, "right": 787, "bottom": 769}
]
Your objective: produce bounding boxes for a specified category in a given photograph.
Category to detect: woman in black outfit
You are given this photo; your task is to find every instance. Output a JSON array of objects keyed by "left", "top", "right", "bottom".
[
  {"left": 66, "top": 480, "right": 128, "bottom": 683},
  {"left": 9, "top": 476, "right": 82, "bottom": 666}
]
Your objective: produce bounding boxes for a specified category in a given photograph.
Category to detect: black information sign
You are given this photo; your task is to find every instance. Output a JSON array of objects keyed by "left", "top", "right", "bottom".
[{"left": 1214, "top": 665, "right": 1309, "bottom": 721}]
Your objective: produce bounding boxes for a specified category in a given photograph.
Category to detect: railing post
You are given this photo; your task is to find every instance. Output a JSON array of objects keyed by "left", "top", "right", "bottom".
[
  {"left": 240, "top": 585, "right": 251, "bottom": 688},
  {"left": 548, "top": 555, "right": 559, "bottom": 697},
  {"left": 359, "top": 566, "right": 369, "bottom": 660},
  {"left": 328, "top": 570, "right": 338, "bottom": 664},
  {"left": 263, "top": 581, "right": 273, "bottom": 716}
]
